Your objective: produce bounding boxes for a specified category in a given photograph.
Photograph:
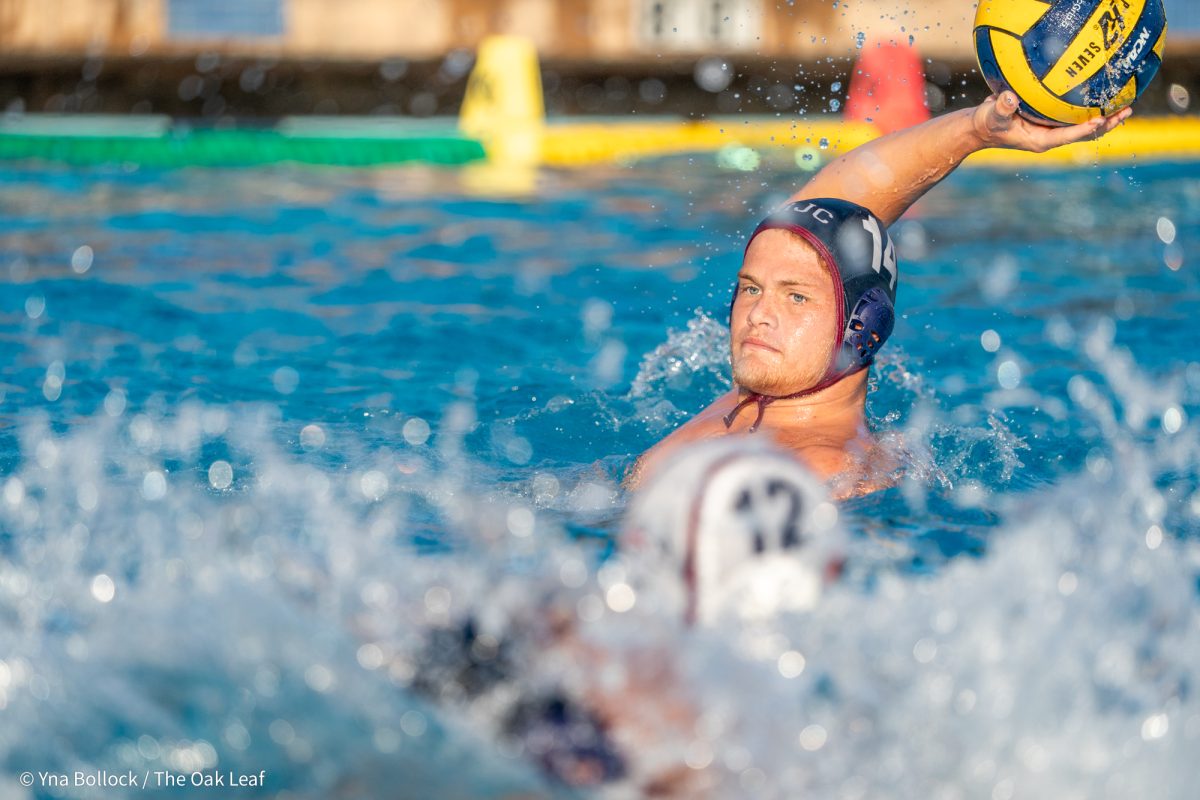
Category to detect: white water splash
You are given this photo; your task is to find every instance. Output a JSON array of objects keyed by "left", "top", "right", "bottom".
[
  {"left": 1, "top": 330, "right": 1199, "bottom": 798},
  {"left": 627, "top": 312, "right": 731, "bottom": 433}
]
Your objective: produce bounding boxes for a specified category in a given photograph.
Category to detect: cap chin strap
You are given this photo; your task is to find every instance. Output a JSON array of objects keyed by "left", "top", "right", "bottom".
[{"left": 722, "top": 365, "right": 858, "bottom": 433}]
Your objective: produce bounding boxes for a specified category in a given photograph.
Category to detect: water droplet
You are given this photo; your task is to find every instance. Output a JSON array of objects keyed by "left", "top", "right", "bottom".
[
  {"left": 506, "top": 506, "right": 535, "bottom": 537},
  {"left": 777, "top": 650, "right": 806, "bottom": 678},
  {"left": 577, "top": 594, "right": 604, "bottom": 621},
  {"left": 639, "top": 78, "right": 667, "bottom": 104},
  {"left": 1145, "top": 525, "right": 1163, "bottom": 550},
  {"left": 91, "top": 574, "right": 115, "bottom": 603},
  {"left": 1167, "top": 83, "right": 1190, "bottom": 113},
  {"left": 997, "top": 360, "right": 1021, "bottom": 390},
  {"left": 795, "top": 147, "right": 822, "bottom": 171},
  {"left": 424, "top": 586, "right": 451, "bottom": 615},
  {"left": 272, "top": 366, "right": 299, "bottom": 395},
  {"left": 694, "top": 57, "right": 732, "bottom": 92},
  {"left": 532, "top": 472, "right": 560, "bottom": 503},
  {"left": 268, "top": 720, "right": 295, "bottom": 745},
  {"left": 605, "top": 583, "right": 636, "bottom": 613},
  {"left": 357, "top": 643, "right": 385, "bottom": 670},
  {"left": 208, "top": 460, "right": 234, "bottom": 490},
  {"left": 402, "top": 418, "right": 431, "bottom": 446},
  {"left": 1141, "top": 713, "right": 1169, "bottom": 741},
  {"left": 42, "top": 361, "right": 64, "bottom": 401},
  {"left": 1156, "top": 217, "right": 1176, "bottom": 244},
  {"left": 3, "top": 478, "right": 24, "bottom": 507},
  {"left": 25, "top": 295, "right": 45, "bottom": 319},
  {"left": 799, "top": 724, "right": 828, "bottom": 751},
  {"left": 401, "top": 710, "right": 427, "bottom": 737},
  {"left": 71, "top": 245, "right": 94, "bottom": 274},
  {"left": 1165, "top": 242, "right": 1184, "bottom": 271},
  {"left": 36, "top": 439, "right": 57, "bottom": 469},
  {"left": 559, "top": 557, "right": 588, "bottom": 588},
  {"left": 360, "top": 470, "right": 388, "bottom": 501},
  {"left": 304, "top": 664, "right": 335, "bottom": 693},
  {"left": 142, "top": 471, "right": 167, "bottom": 501},
  {"left": 300, "top": 424, "right": 326, "bottom": 450},
  {"left": 104, "top": 388, "right": 127, "bottom": 417}
]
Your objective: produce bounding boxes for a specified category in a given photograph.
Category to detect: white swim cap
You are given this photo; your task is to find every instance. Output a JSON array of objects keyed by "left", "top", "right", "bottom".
[{"left": 623, "top": 439, "right": 845, "bottom": 626}]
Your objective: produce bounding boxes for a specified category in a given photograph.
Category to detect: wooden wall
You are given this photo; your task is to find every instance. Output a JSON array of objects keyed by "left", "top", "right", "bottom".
[{"left": 0, "top": 0, "right": 988, "bottom": 63}]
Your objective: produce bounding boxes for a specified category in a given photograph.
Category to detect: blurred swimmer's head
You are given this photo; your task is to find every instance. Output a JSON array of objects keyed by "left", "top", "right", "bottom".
[
  {"left": 730, "top": 199, "right": 898, "bottom": 398},
  {"left": 623, "top": 438, "right": 845, "bottom": 626}
]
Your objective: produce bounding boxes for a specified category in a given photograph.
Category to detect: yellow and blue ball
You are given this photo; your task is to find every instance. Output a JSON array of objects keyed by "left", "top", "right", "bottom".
[{"left": 975, "top": 0, "right": 1167, "bottom": 126}]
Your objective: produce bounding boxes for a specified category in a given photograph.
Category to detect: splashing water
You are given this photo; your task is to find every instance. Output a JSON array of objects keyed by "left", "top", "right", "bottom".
[
  {"left": 2, "top": 329, "right": 1199, "bottom": 799},
  {"left": 0, "top": 158, "right": 1198, "bottom": 796},
  {"left": 627, "top": 312, "right": 730, "bottom": 434}
]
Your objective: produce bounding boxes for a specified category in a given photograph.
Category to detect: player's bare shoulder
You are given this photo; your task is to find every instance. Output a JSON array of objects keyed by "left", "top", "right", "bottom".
[
  {"left": 824, "top": 435, "right": 903, "bottom": 499},
  {"left": 794, "top": 443, "right": 856, "bottom": 479},
  {"left": 624, "top": 391, "right": 741, "bottom": 489},
  {"left": 774, "top": 425, "right": 899, "bottom": 498}
]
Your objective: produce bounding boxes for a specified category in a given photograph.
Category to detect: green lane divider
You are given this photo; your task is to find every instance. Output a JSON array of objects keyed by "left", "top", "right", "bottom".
[{"left": 0, "top": 128, "right": 486, "bottom": 168}]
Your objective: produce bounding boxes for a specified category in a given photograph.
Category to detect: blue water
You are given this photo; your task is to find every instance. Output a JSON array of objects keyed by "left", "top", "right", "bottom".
[{"left": 1, "top": 155, "right": 1199, "bottom": 798}]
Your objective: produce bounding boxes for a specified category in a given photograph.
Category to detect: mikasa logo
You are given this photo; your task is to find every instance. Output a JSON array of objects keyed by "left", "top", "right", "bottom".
[{"left": 1117, "top": 27, "right": 1152, "bottom": 73}]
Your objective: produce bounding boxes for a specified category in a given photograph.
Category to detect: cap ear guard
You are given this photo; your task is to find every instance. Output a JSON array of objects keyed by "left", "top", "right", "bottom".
[{"left": 841, "top": 286, "right": 895, "bottom": 370}]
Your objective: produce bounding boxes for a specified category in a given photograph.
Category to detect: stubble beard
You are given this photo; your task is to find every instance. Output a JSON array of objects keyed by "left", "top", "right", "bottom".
[
  {"left": 731, "top": 350, "right": 802, "bottom": 396},
  {"left": 731, "top": 336, "right": 837, "bottom": 396}
]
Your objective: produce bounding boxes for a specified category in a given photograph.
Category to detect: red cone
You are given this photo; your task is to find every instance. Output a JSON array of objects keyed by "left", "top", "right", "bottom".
[{"left": 846, "top": 42, "right": 930, "bottom": 134}]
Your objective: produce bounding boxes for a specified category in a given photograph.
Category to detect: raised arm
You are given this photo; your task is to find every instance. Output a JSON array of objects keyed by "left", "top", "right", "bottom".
[{"left": 792, "top": 91, "right": 1132, "bottom": 225}]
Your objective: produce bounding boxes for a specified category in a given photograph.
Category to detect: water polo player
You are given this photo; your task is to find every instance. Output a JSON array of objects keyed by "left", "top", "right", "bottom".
[
  {"left": 628, "top": 90, "right": 1131, "bottom": 496},
  {"left": 402, "top": 439, "right": 845, "bottom": 794}
]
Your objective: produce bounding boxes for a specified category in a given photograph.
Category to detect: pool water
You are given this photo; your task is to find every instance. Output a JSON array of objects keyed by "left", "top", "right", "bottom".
[{"left": 1, "top": 154, "right": 1198, "bottom": 798}]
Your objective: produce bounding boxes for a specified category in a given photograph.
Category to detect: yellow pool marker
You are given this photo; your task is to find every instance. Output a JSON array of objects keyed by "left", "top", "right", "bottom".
[
  {"left": 462, "top": 35, "right": 1200, "bottom": 170},
  {"left": 459, "top": 35, "right": 545, "bottom": 166}
]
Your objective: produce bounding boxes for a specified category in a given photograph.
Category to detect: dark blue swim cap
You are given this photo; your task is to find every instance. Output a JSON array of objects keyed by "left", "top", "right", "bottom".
[
  {"left": 745, "top": 198, "right": 897, "bottom": 369},
  {"left": 736, "top": 198, "right": 898, "bottom": 371},
  {"left": 725, "top": 198, "right": 899, "bottom": 430}
]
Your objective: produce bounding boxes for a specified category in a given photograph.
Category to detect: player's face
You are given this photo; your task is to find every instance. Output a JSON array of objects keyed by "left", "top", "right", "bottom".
[{"left": 730, "top": 230, "right": 840, "bottom": 396}]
